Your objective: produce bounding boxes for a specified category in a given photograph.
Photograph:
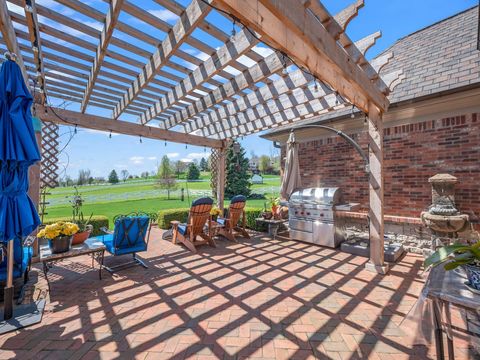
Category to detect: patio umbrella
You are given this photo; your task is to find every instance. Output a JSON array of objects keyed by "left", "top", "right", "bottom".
[
  {"left": 280, "top": 131, "right": 301, "bottom": 200},
  {"left": 0, "top": 56, "right": 41, "bottom": 320}
]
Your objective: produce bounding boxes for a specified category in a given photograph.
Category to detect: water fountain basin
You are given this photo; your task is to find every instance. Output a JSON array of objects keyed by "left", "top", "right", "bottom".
[{"left": 421, "top": 211, "right": 469, "bottom": 233}]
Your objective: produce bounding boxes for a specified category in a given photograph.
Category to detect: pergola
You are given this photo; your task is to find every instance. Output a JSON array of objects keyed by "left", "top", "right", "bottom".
[{"left": 0, "top": 0, "right": 404, "bottom": 273}]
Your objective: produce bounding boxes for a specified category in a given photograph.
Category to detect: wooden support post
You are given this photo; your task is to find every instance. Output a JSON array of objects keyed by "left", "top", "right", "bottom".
[
  {"left": 28, "top": 118, "right": 42, "bottom": 258},
  {"left": 365, "top": 102, "right": 389, "bottom": 274},
  {"left": 217, "top": 148, "right": 226, "bottom": 211}
]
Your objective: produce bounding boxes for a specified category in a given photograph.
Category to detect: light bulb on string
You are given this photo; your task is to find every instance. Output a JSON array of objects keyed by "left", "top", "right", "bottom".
[
  {"left": 204, "top": 146, "right": 206, "bottom": 153},
  {"left": 185, "top": 143, "right": 188, "bottom": 150},
  {"left": 350, "top": 105, "right": 355, "bottom": 119},
  {"left": 164, "top": 140, "right": 167, "bottom": 147},
  {"left": 74, "top": 124, "right": 77, "bottom": 134},
  {"left": 109, "top": 130, "right": 112, "bottom": 139},
  {"left": 139, "top": 135, "right": 143, "bottom": 143},
  {"left": 314, "top": 80, "right": 319, "bottom": 92},
  {"left": 230, "top": 19, "right": 236, "bottom": 41},
  {"left": 281, "top": 53, "right": 288, "bottom": 75}
]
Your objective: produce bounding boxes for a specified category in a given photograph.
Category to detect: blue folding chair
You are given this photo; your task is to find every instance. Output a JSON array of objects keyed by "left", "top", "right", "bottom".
[
  {"left": 0, "top": 237, "right": 33, "bottom": 284},
  {"left": 99, "top": 213, "right": 153, "bottom": 273}
]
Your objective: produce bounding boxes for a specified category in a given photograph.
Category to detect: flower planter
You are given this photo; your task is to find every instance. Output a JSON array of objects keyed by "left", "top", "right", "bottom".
[
  {"left": 463, "top": 264, "right": 480, "bottom": 291},
  {"left": 262, "top": 211, "right": 273, "bottom": 220},
  {"left": 72, "top": 230, "right": 91, "bottom": 245},
  {"left": 48, "top": 236, "right": 73, "bottom": 254}
]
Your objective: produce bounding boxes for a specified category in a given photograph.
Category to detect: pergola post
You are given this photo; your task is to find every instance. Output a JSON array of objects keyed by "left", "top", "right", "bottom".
[
  {"left": 28, "top": 118, "right": 42, "bottom": 258},
  {"left": 365, "top": 103, "right": 389, "bottom": 274},
  {"left": 216, "top": 148, "right": 226, "bottom": 211}
]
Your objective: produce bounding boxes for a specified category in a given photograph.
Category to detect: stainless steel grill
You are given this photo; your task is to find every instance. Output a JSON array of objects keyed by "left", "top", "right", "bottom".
[{"left": 288, "top": 187, "right": 345, "bottom": 248}]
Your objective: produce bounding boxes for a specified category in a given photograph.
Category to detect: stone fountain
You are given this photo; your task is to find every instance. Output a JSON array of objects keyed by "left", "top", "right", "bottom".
[{"left": 421, "top": 174, "right": 469, "bottom": 250}]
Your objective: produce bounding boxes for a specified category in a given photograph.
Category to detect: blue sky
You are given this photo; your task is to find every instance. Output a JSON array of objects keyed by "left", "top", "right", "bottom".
[{"left": 12, "top": 0, "right": 476, "bottom": 179}]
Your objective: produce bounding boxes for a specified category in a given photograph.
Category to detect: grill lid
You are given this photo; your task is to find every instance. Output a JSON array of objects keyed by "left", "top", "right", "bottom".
[{"left": 289, "top": 187, "right": 342, "bottom": 206}]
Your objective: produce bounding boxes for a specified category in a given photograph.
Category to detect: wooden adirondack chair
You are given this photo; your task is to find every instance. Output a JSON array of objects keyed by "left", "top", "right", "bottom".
[
  {"left": 171, "top": 197, "right": 216, "bottom": 253},
  {"left": 216, "top": 195, "right": 251, "bottom": 242}
]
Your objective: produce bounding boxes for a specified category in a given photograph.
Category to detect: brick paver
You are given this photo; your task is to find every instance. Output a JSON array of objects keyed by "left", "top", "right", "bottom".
[{"left": 0, "top": 228, "right": 476, "bottom": 359}]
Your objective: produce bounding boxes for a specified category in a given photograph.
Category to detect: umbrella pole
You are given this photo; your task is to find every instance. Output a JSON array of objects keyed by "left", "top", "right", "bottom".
[{"left": 3, "top": 240, "right": 14, "bottom": 320}]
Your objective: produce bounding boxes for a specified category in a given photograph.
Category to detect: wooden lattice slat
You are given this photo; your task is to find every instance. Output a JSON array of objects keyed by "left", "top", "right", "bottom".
[
  {"left": 40, "top": 121, "right": 60, "bottom": 188},
  {"left": 210, "top": 148, "right": 220, "bottom": 200}
]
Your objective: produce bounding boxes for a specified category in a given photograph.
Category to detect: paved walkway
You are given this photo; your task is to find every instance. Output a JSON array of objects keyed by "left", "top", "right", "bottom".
[{"left": 0, "top": 228, "right": 475, "bottom": 359}]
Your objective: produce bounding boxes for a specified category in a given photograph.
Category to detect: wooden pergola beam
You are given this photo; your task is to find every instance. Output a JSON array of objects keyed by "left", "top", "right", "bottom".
[
  {"left": 21, "top": 0, "right": 46, "bottom": 104},
  {"left": 0, "top": 0, "right": 28, "bottom": 83},
  {"left": 166, "top": 52, "right": 285, "bottom": 129},
  {"left": 112, "top": 0, "right": 212, "bottom": 120},
  {"left": 214, "top": 0, "right": 389, "bottom": 113},
  {"left": 141, "top": 29, "right": 257, "bottom": 126},
  {"left": 35, "top": 105, "right": 223, "bottom": 149},
  {"left": 81, "top": 0, "right": 124, "bottom": 113}
]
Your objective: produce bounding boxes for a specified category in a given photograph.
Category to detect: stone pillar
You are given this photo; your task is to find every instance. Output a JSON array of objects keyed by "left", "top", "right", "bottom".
[{"left": 365, "top": 103, "right": 389, "bottom": 274}]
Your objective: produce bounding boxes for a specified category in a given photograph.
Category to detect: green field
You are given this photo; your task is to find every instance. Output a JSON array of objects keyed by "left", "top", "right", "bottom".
[{"left": 43, "top": 173, "right": 280, "bottom": 224}]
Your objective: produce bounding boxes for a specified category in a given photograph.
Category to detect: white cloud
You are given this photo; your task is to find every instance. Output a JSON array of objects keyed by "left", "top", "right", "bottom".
[
  {"left": 180, "top": 158, "right": 193, "bottom": 163},
  {"left": 84, "top": 129, "right": 119, "bottom": 136},
  {"left": 166, "top": 152, "right": 179, "bottom": 158},
  {"left": 186, "top": 152, "right": 209, "bottom": 160},
  {"left": 147, "top": 156, "right": 157, "bottom": 161},
  {"left": 148, "top": 9, "right": 179, "bottom": 22},
  {"left": 129, "top": 156, "right": 144, "bottom": 165}
]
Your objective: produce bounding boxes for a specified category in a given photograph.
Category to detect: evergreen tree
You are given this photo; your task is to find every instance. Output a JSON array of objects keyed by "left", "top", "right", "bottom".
[
  {"left": 108, "top": 169, "right": 119, "bottom": 184},
  {"left": 225, "top": 142, "right": 251, "bottom": 198},
  {"left": 186, "top": 162, "right": 200, "bottom": 181},
  {"left": 199, "top": 157, "right": 208, "bottom": 171}
]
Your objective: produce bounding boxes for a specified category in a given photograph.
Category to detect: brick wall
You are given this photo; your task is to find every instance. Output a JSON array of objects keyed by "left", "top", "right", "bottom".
[{"left": 289, "top": 112, "right": 480, "bottom": 219}]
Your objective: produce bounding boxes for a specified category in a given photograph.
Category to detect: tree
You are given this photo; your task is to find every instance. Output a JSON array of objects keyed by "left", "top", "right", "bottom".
[
  {"left": 174, "top": 160, "right": 187, "bottom": 179},
  {"left": 157, "top": 155, "right": 177, "bottom": 199},
  {"left": 199, "top": 157, "right": 209, "bottom": 171},
  {"left": 77, "top": 169, "right": 91, "bottom": 186},
  {"left": 108, "top": 169, "right": 119, "bottom": 184},
  {"left": 258, "top": 155, "right": 272, "bottom": 174},
  {"left": 120, "top": 169, "right": 129, "bottom": 182},
  {"left": 225, "top": 142, "right": 251, "bottom": 198},
  {"left": 186, "top": 162, "right": 200, "bottom": 181}
]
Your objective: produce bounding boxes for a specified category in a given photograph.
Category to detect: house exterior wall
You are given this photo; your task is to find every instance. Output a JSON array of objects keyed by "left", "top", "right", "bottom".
[{"left": 283, "top": 112, "right": 480, "bottom": 252}]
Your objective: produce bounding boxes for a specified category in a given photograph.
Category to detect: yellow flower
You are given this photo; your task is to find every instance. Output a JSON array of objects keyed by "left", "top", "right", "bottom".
[{"left": 38, "top": 221, "right": 79, "bottom": 239}]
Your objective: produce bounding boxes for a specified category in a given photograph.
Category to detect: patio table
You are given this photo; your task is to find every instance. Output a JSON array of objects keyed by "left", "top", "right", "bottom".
[
  {"left": 39, "top": 238, "right": 106, "bottom": 291},
  {"left": 424, "top": 265, "right": 480, "bottom": 360},
  {"left": 255, "top": 218, "right": 287, "bottom": 239}
]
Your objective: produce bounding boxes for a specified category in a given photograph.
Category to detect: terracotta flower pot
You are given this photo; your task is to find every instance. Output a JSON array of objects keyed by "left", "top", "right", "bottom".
[
  {"left": 72, "top": 230, "right": 91, "bottom": 245},
  {"left": 262, "top": 211, "right": 273, "bottom": 220},
  {"left": 48, "top": 236, "right": 73, "bottom": 254}
]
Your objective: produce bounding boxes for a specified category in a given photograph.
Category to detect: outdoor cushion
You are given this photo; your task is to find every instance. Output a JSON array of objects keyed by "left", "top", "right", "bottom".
[
  {"left": 102, "top": 234, "right": 147, "bottom": 256},
  {"left": 191, "top": 197, "right": 214, "bottom": 207},
  {"left": 178, "top": 224, "right": 187, "bottom": 236},
  {"left": 230, "top": 195, "right": 246, "bottom": 204}
]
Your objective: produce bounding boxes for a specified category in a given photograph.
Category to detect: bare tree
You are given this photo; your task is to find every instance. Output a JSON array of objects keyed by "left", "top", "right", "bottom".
[
  {"left": 120, "top": 169, "right": 129, "bottom": 182},
  {"left": 77, "top": 169, "right": 91, "bottom": 186},
  {"left": 157, "top": 156, "right": 177, "bottom": 199}
]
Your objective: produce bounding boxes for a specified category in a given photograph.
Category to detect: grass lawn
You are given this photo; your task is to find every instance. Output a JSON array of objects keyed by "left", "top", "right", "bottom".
[{"left": 44, "top": 173, "right": 280, "bottom": 225}]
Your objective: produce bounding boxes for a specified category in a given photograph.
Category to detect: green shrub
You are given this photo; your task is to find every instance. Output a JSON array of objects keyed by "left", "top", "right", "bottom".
[
  {"left": 157, "top": 208, "right": 190, "bottom": 229},
  {"left": 42, "top": 216, "right": 109, "bottom": 237},
  {"left": 244, "top": 208, "right": 268, "bottom": 232}
]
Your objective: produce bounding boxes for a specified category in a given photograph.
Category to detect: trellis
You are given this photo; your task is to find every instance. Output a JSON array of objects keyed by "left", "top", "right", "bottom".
[
  {"left": 39, "top": 121, "right": 59, "bottom": 189},
  {"left": 0, "top": 0, "right": 405, "bottom": 273}
]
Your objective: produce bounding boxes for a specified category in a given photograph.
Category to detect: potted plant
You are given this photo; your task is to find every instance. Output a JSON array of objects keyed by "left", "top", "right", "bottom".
[
  {"left": 210, "top": 206, "right": 222, "bottom": 222},
  {"left": 262, "top": 201, "right": 273, "bottom": 220},
  {"left": 424, "top": 241, "right": 480, "bottom": 292},
  {"left": 269, "top": 196, "right": 280, "bottom": 219},
  {"left": 38, "top": 221, "right": 79, "bottom": 254},
  {"left": 70, "top": 187, "right": 93, "bottom": 245}
]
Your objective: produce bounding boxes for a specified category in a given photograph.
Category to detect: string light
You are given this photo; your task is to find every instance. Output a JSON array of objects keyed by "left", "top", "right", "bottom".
[
  {"left": 74, "top": 124, "right": 77, "bottom": 134},
  {"left": 230, "top": 19, "right": 236, "bottom": 41},
  {"left": 281, "top": 52, "right": 288, "bottom": 75},
  {"left": 109, "top": 130, "right": 112, "bottom": 139},
  {"left": 139, "top": 135, "right": 143, "bottom": 143},
  {"left": 350, "top": 105, "right": 355, "bottom": 119},
  {"left": 164, "top": 140, "right": 167, "bottom": 147},
  {"left": 314, "top": 81, "right": 319, "bottom": 92},
  {"left": 204, "top": 145, "right": 206, "bottom": 153},
  {"left": 185, "top": 143, "right": 188, "bottom": 149}
]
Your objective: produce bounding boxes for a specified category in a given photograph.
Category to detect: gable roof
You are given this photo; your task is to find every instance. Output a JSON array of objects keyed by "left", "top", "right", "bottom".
[{"left": 262, "top": 5, "right": 480, "bottom": 139}]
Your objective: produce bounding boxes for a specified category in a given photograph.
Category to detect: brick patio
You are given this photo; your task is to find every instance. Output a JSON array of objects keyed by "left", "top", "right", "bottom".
[{"left": 0, "top": 228, "right": 474, "bottom": 359}]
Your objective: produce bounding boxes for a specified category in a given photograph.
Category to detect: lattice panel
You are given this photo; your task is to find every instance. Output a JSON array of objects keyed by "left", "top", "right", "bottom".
[
  {"left": 40, "top": 121, "right": 60, "bottom": 188},
  {"left": 210, "top": 148, "right": 220, "bottom": 200}
]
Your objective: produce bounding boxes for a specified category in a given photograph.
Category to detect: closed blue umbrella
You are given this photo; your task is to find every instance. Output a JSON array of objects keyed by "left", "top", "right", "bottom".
[{"left": 0, "top": 57, "right": 41, "bottom": 320}]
